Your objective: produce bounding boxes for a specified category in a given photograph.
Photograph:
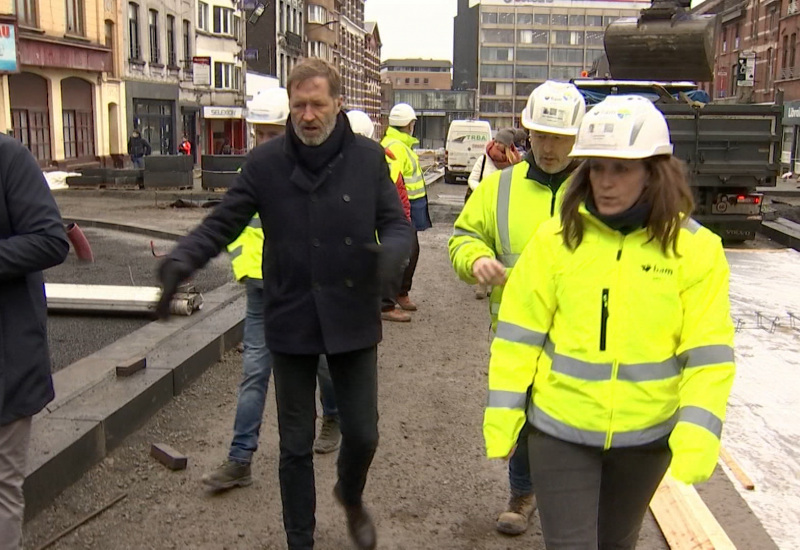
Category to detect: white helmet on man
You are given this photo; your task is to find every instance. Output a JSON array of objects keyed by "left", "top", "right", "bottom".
[
  {"left": 521, "top": 80, "right": 586, "bottom": 136},
  {"left": 388, "top": 103, "right": 417, "bottom": 127},
  {"left": 246, "top": 87, "right": 289, "bottom": 125},
  {"left": 346, "top": 109, "right": 375, "bottom": 139},
  {"left": 569, "top": 95, "right": 674, "bottom": 159}
]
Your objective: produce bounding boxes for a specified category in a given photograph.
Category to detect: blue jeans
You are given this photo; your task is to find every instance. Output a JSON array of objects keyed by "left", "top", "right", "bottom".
[
  {"left": 131, "top": 156, "right": 144, "bottom": 169},
  {"left": 509, "top": 422, "right": 534, "bottom": 496},
  {"left": 229, "top": 279, "right": 338, "bottom": 464}
]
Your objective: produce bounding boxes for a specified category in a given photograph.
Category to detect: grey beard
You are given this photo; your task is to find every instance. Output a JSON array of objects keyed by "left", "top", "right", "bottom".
[{"left": 293, "top": 117, "right": 336, "bottom": 146}]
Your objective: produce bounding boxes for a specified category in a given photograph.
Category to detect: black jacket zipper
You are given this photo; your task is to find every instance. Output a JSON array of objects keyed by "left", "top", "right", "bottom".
[{"left": 600, "top": 288, "right": 609, "bottom": 352}]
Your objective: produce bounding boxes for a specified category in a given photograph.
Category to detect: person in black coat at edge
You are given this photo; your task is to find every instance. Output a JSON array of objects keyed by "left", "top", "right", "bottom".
[
  {"left": 0, "top": 134, "right": 69, "bottom": 548},
  {"left": 156, "top": 58, "right": 412, "bottom": 550}
]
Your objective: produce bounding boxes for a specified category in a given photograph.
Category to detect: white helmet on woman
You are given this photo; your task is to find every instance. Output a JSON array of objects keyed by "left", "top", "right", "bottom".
[
  {"left": 569, "top": 95, "right": 674, "bottom": 159},
  {"left": 521, "top": 80, "right": 586, "bottom": 136},
  {"left": 246, "top": 87, "right": 289, "bottom": 125},
  {"left": 346, "top": 109, "right": 375, "bottom": 139}
]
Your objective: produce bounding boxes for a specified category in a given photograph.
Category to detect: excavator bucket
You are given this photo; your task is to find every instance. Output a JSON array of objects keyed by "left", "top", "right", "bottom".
[{"left": 604, "top": 14, "right": 716, "bottom": 82}]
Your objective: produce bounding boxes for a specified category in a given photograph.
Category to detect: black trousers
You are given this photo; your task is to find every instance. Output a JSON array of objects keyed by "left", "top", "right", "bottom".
[
  {"left": 272, "top": 346, "right": 379, "bottom": 550},
  {"left": 399, "top": 227, "right": 420, "bottom": 297},
  {"left": 528, "top": 427, "right": 671, "bottom": 550}
]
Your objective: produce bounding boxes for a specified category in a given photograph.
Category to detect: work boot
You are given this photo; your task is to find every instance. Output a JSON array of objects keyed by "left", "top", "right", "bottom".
[
  {"left": 381, "top": 309, "right": 411, "bottom": 322},
  {"left": 396, "top": 295, "right": 418, "bottom": 311},
  {"left": 314, "top": 415, "right": 341, "bottom": 454},
  {"left": 496, "top": 493, "right": 536, "bottom": 535},
  {"left": 334, "top": 484, "right": 377, "bottom": 550},
  {"left": 202, "top": 459, "right": 252, "bottom": 491}
]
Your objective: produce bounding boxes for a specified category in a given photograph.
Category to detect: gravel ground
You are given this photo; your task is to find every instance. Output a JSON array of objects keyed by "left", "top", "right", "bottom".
[{"left": 44, "top": 226, "right": 234, "bottom": 371}]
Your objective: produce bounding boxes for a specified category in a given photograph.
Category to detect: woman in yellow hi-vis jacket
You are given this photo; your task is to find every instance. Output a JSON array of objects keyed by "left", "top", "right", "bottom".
[{"left": 485, "top": 95, "right": 735, "bottom": 549}]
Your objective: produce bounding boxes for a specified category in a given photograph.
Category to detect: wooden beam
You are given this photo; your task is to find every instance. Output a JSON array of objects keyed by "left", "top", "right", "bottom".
[
  {"left": 719, "top": 446, "right": 756, "bottom": 491},
  {"left": 650, "top": 472, "right": 736, "bottom": 550}
]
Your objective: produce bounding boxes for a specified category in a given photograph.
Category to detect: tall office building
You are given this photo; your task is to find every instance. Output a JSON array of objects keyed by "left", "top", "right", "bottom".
[{"left": 476, "top": 0, "right": 648, "bottom": 129}]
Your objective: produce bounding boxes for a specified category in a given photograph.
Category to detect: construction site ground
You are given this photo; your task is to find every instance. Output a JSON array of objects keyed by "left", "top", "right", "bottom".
[{"left": 22, "top": 190, "right": 795, "bottom": 549}]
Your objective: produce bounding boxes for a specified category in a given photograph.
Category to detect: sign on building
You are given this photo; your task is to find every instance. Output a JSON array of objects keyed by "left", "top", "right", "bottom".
[
  {"left": 0, "top": 19, "right": 19, "bottom": 74},
  {"left": 737, "top": 51, "right": 756, "bottom": 87},
  {"left": 203, "top": 106, "right": 244, "bottom": 119},
  {"left": 193, "top": 56, "right": 212, "bottom": 86}
]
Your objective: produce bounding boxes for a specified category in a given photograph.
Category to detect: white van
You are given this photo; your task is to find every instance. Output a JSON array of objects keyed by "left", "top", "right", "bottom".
[{"left": 445, "top": 120, "right": 492, "bottom": 184}]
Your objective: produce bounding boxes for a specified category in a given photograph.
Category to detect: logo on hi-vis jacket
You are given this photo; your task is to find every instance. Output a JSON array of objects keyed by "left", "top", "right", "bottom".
[{"left": 641, "top": 264, "right": 673, "bottom": 276}]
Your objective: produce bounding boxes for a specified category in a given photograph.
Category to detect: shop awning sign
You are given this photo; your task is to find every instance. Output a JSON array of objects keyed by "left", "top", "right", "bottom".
[
  {"left": 0, "top": 19, "right": 19, "bottom": 74},
  {"left": 203, "top": 106, "right": 244, "bottom": 119}
]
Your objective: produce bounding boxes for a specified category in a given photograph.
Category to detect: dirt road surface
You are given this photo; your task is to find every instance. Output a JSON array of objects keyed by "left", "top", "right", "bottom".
[{"left": 24, "top": 194, "right": 773, "bottom": 549}]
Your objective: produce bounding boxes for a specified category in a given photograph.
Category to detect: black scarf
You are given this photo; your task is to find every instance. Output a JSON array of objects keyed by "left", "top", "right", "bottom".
[
  {"left": 524, "top": 150, "right": 579, "bottom": 194},
  {"left": 586, "top": 194, "right": 651, "bottom": 235},
  {"left": 286, "top": 111, "right": 348, "bottom": 174}
]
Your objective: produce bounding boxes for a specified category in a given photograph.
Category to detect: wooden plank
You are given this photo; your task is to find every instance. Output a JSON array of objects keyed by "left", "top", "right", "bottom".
[
  {"left": 650, "top": 472, "right": 736, "bottom": 550},
  {"left": 719, "top": 446, "right": 756, "bottom": 491},
  {"left": 116, "top": 356, "right": 146, "bottom": 377},
  {"left": 150, "top": 443, "right": 188, "bottom": 471}
]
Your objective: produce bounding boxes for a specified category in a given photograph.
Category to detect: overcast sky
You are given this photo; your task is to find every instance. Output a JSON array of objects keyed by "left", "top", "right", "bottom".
[{"left": 365, "top": 0, "right": 458, "bottom": 62}]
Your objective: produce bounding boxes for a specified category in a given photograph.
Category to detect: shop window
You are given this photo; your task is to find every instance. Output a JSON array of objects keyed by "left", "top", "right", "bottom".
[{"left": 66, "top": 0, "right": 85, "bottom": 35}]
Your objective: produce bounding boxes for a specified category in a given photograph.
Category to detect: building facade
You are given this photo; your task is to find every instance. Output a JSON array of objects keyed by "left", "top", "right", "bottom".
[
  {"left": 1, "top": 0, "right": 124, "bottom": 168},
  {"left": 364, "top": 21, "right": 381, "bottom": 135},
  {"left": 195, "top": 0, "right": 246, "bottom": 155},
  {"left": 391, "top": 89, "right": 476, "bottom": 149},
  {"left": 476, "top": 0, "right": 647, "bottom": 129},
  {"left": 306, "top": 0, "right": 335, "bottom": 64},
  {"left": 338, "top": 0, "right": 366, "bottom": 111},
  {"left": 245, "top": 0, "right": 304, "bottom": 87},
  {"left": 381, "top": 59, "right": 452, "bottom": 91},
  {"left": 453, "top": 0, "right": 479, "bottom": 91}
]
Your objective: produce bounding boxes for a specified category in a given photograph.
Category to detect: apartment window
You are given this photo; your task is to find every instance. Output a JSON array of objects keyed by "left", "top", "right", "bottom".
[
  {"left": 423, "top": 78, "right": 429, "bottom": 84},
  {"left": 198, "top": 1, "right": 208, "bottom": 31},
  {"left": 279, "top": 1, "right": 284, "bottom": 32},
  {"left": 767, "top": 48, "right": 774, "bottom": 87},
  {"left": 481, "top": 11, "right": 498, "bottom": 24},
  {"left": 722, "top": 27, "right": 728, "bottom": 53},
  {"left": 396, "top": 78, "right": 402, "bottom": 85},
  {"left": 405, "top": 77, "right": 410, "bottom": 84},
  {"left": 480, "top": 81, "right": 496, "bottom": 95},
  {"left": 517, "top": 13, "right": 533, "bottom": 25},
  {"left": 516, "top": 81, "right": 537, "bottom": 97},
  {"left": 214, "top": 61, "right": 236, "bottom": 89},
  {"left": 586, "top": 48, "right": 605, "bottom": 64},
  {"left": 586, "top": 15, "right": 603, "bottom": 26},
  {"left": 751, "top": 2, "right": 758, "bottom": 39},
  {"left": 569, "top": 31, "right": 584, "bottom": 45},
  {"left": 551, "top": 48, "right": 584, "bottom": 64},
  {"left": 166, "top": 15, "right": 176, "bottom": 66},
  {"left": 791, "top": 33, "right": 797, "bottom": 67},
  {"left": 414, "top": 77, "right": 420, "bottom": 84},
  {"left": 182, "top": 19, "right": 191, "bottom": 61},
  {"left": 550, "top": 66, "right": 582, "bottom": 80},
  {"left": 496, "top": 82, "right": 513, "bottom": 95},
  {"left": 517, "top": 48, "right": 548, "bottom": 62},
  {"left": 480, "top": 64, "right": 514, "bottom": 79},
  {"left": 551, "top": 14, "right": 568, "bottom": 26},
  {"left": 568, "top": 14, "right": 584, "bottom": 25},
  {"left": 603, "top": 16, "right": 618, "bottom": 26},
  {"left": 734, "top": 23, "right": 740, "bottom": 49},
  {"left": 213, "top": 6, "right": 233, "bottom": 34},
  {"left": 730, "top": 63, "right": 737, "bottom": 96},
  {"left": 309, "top": 41, "right": 329, "bottom": 59},
  {"left": 551, "top": 31, "right": 571, "bottom": 45},
  {"left": 481, "top": 47, "right": 513, "bottom": 61},
  {"left": 534, "top": 14, "right": 549, "bottom": 25},
  {"left": 149, "top": 10, "right": 159, "bottom": 64},
  {"left": 14, "top": 0, "right": 37, "bottom": 26},
  {"left": 128, "top": 3, "right": 141, "bottom": 59},
  {"left": 12, "top": 109, "right": 51, "bottom": 163},
  {"left": 233, "top": 16, "right": 240, "bottom": 40},
  {"left": 498, "top": 12, "right": 514, "bottom": 25},
  {"left": 519, "top": 30, "right": 548, "bottom": 45},
  {"left": 515, "top": 65, "right": 548, "bottom": 80},
  {"left": 481, "top": 29, "right": 514, "bottom": 43},
  {"left": 66, "top": 0, "right": 85, "bottom": 35},
  {"left": 586, "top": 31, "right": 604, "bottom": 46},
  {"left": 63, "top": 110, "right": 94, "bottom": 159}
]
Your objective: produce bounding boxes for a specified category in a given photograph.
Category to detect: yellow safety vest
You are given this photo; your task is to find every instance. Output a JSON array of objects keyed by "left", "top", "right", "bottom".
[
  {"left": 485, "top": 209, "right": 735, "bottom": 484},
  {"left": 227, "top": 214, "right": 264, "bottom": 281},
  {"left": 381, "top": 127, "right": 426, "bottom": 201},
  {"left": 448, "top": 161, "right": 570, "bottom": 331}
]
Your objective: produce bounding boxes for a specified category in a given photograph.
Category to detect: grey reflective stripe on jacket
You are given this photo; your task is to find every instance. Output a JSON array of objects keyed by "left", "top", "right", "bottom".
[
  {"left": 496, "top": 167, "right": 517, "bottom": 267},
  {"left": 487, "top": 389, "right": 527, "bottom": 410},
  {"left": 679, "top": 344, "right": 734, "bottom": 369},
  {"left": 384, "top": 139, "right": 423, "bottom": 183}
]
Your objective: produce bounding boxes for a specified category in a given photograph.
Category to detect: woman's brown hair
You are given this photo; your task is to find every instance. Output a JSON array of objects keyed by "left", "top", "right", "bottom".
[{"left": 560, "top": 155, "right": 695, "bottom": 255}]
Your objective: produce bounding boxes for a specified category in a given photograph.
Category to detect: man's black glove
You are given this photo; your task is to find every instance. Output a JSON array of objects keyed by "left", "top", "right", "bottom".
[{"left": 156, "top": 258, "right": 194, "bottom": 319}]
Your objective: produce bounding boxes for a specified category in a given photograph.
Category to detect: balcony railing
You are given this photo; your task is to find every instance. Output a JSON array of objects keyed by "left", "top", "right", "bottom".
[{"left": 778, "top": 65, "right": 800, "bottom": 80}]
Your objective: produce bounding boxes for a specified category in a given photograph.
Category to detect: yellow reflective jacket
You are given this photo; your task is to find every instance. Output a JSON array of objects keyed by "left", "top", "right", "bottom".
[
  {"left": 381, "top": 126, "right": 426, "bottom": 201},
  {"left": 448, "top": 159, "right": 572, "bottom": 331},
  {"left": 485, "top": 208, "right": 735, "bottom": 484},
  {"left": 227, "top": 214, "right": 263, "bottom": 281}
]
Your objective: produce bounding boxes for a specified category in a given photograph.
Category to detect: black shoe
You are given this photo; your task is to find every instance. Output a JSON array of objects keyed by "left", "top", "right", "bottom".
[{"left": 333, "top": 485, "right": 377, "bottom": 550}]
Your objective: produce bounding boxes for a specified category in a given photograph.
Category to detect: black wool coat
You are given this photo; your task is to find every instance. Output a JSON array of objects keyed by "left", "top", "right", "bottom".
[
  {"left": 167, "top": 117, "right": 412, "bottom": 355},
  {"left": 0, "top": 134, "right": 69, "bottom": 425}
]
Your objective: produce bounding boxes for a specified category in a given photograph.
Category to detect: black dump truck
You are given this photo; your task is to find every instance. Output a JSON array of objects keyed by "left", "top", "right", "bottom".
[{"left": 572, "top": 79, "right": 783, "bottom": 242}]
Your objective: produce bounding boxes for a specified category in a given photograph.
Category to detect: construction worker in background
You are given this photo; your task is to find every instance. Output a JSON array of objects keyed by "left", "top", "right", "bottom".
[
  {"left": 448, "top": 81, "right": 586, "bottom": 536},
  {"left": 486, "top": 95, "right": 735, "bottom": 548},
  {"left": 380, "top": 103, "right": 430, "bottom": 321},
  {"left": 346, "top": 109, "right": 376, "bottom": 140},
  {"left": 202, "top": 87, "right": 342, "bottom": 492}
]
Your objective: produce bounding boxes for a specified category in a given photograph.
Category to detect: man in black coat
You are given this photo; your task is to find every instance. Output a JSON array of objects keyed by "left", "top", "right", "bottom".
[
  {"left": 127, "top": 130, "right": 152, "bottom": 168},
  {"left": 0, "top": 134, "right": 69, "bottom": 547},
  {"left": 157, "top": 59, "right": 411, "bottom": 550}
]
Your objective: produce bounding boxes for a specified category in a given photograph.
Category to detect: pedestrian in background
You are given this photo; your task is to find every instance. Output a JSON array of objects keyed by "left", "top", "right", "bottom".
[
  {"left": 178, "top": 135, "right": 192, "bottom": 156},
  {"left": 0, "top": 134, "right": 69, "bottom": 548},
  {"left": 203, "top": 87, "right": 342, "bottom": 493},
  {"left": 380, "top": 103, "right": 430, "bottom": 321},
  {"left": 465, "top": 127, "right": 523, "bottom": 300},
  {"left": 514, "top": 128, "right": 529, "bottom": 154},
  {"left": 156, "top": 59, "right": 411, "bottom": 550},
  {"left": 127, "top": 129, "right": 151, "bottom": 169},
  {"left": 486, "top": 95, "right": 735, "bottom": 549},
  {"left": 450, "top": 81, "right": 586, "bottom": 536}
]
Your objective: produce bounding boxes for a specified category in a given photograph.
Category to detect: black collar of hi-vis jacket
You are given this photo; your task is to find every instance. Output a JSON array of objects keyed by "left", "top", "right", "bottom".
[{"left": 524, "top": 150, "right": 579, "bottom": 194}]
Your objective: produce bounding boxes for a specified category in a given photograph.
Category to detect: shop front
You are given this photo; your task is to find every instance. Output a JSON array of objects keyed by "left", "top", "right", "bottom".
[
  {"left": 782, "top": 100, "right": 800, "bottom": 175},
  {"left": 202, "top": 106, "right": 246, "bottom": 155}
]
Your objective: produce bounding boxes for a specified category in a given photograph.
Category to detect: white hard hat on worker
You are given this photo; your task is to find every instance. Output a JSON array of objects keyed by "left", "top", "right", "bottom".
[
  {"left": 388, "top": 103, "right": 417, "bottom": 127},
  {"left": 346, "top": 109, "right": 375, "bottom": 139},
  {"left": 247, "top": 87, "right": 290, "bottom": 126}
]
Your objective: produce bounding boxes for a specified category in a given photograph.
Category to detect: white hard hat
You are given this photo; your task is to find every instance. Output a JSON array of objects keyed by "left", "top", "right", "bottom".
[
  {"left": 246, "top": 87, "right": 289, "bottom": 125},
  {"left": 521, "top": 81, "right": 586, "bottom": 136},
  {"left": 569, "top": 95, "right": 674, "bottom": 159},
  {"left": 346, "top": 110, "right": 375, "bottom": 139},
  {"left": 388, "top": 103, "right": 417, "bottom": 127}
]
